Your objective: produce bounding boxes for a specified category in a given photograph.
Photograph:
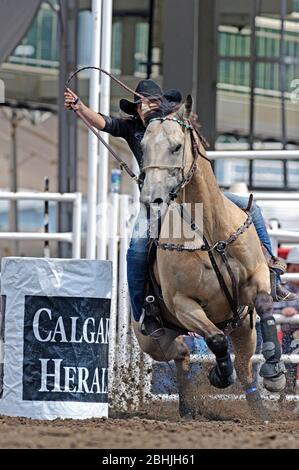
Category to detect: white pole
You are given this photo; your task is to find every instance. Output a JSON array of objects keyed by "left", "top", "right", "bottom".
[
  {"left": 108, "top": 192, "right": 119, "bottom": 391},
  {"left": 130, "top": 327, "right": 141, "bottom": 409},
  {"left": 146, "top": 393, "right": 299, "bottom": 403},
  {"left": 141, "top": 352, "right": 153, "bottom": 404},
  {"left": 0, "top": 192, "right": 78, "bottom": 202},
  {"left": 117, "top": 195, "right": 131, "bottom": 408},
  {"left": 188, "top": 354, "right": 299, "bottom": 364},
  {"left": 72, "top": 192, "right": 82, "bottom": 259},
  {"left": 282, "top": 273, "right": 299, "bottom": 282},
  {"left": 207, "top": 150, "right": 299, "bottom": 160},
  {"left": 86, "top": 0, "right": 102, "bottom": 259},
  {"left": 0, "top": 233, "right": 72, "bottom": 242},
  {"left": 118, "top": 194, "right": 130, "bottom": 366},
  {"left": 97, "top": 0, "right": 113, "bottom": 260},
  {"left": 131, "top": 157, "right": 140, "bottom": 206},
  {"left": 269, "top": 220, "right": 279, "bottom": 256}
]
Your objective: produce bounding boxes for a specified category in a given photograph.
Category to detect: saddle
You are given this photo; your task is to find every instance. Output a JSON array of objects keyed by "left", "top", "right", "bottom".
[{"left": 143, "top": 239, "right": 189, "bottom": 336}]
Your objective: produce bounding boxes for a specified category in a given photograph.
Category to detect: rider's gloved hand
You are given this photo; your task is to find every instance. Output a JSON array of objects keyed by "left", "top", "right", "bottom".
[{"left": 64, "top": 88, "right": 84, "bottom": 111}]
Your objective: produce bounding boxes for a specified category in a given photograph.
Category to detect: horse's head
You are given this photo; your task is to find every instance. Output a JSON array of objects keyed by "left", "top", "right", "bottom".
[{"left": 140, "top": 95, "right": 193, "bottom": 209}]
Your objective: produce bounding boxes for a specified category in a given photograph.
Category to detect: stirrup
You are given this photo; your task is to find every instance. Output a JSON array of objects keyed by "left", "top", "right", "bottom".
[
  {"left": 144, "top": 294, "right": 160, "bottom": 317},
  {"left": 139, "top": 310, "right": 165, "bottom": 339},
  {"left": 270, "top": 257, "right": 287, "bottom": 275},
  {"left": 261, "top": 246, "right": 287, "bottom": 274}
]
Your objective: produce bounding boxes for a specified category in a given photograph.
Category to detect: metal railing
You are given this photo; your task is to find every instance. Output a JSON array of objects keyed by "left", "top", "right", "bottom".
[
  {"left": 207, "top": 149, "right": 299, "bottom": 190},
  {"left": 0, "top": 192, "right": 82, "bottom": 258},
  {"left": 219, "top": 190, "right": 299, "bottom": 281},
  {"left": 207, "top": 150, "right": 299, "bottom": 160}
]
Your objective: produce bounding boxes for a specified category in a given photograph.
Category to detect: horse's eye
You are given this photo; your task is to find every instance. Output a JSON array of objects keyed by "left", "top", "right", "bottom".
[{"left": 172, "top": 144, "right": 182, "bottom": 154}]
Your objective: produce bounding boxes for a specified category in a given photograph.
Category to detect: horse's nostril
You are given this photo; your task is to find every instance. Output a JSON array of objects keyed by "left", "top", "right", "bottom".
[{"left": 153, "top": 198, "right": 163, "bottom": 205}]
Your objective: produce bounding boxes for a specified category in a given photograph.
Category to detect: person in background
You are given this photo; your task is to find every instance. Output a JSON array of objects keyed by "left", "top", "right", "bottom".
[{"left": 274, "top": 246, "right": 299, "bottom": 393}]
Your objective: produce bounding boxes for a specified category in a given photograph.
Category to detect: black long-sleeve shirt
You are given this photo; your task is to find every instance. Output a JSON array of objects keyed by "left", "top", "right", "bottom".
[{"left": 101, "top": 114, "right": 145, "bottom": 168}]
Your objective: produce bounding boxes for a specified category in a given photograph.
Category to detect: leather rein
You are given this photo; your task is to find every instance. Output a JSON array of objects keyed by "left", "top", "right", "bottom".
[{"left": 149, "top": 116, "right": 254, "bottom": 329}]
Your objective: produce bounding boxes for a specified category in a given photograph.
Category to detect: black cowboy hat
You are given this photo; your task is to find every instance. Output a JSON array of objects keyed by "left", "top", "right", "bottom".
[{"left": 119, "top": 79, "right": 182, "bottom": 116}]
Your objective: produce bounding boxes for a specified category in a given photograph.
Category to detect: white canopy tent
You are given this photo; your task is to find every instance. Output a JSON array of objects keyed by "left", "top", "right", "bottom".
[{"left": 0, "top": 0, "right": 42, "bottom": 64}]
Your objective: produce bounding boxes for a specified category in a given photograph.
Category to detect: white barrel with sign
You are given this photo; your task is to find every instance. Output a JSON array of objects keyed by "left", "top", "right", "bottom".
[{"left": 0, "top": 257, "right": 112, "bottom": 420}]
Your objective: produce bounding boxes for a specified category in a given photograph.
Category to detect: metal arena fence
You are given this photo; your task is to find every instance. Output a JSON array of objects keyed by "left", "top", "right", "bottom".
[{"left": 0, "top": 191, "right": 82, "bottom": 258}]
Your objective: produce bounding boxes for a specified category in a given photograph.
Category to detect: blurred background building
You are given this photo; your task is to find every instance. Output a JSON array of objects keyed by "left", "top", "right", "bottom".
[{"left": 0, "top": 0, "right": 298, "bottom": 256}]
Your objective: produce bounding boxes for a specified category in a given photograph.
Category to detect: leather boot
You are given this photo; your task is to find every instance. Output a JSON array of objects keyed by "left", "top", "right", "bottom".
[
  {"left": 262, "top": 250, "right": 298, "bottom": 301},
  {"left": 269, "top": 258, "right": 298, "bottom": 301},
  {"left": 274, "top": 283, "right": 298, "bottom": 301}
]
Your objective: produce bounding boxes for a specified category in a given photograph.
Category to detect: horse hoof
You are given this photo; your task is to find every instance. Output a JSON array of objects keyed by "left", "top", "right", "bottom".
[
  {"left": 245, "top": 389, "right": 270, "bottom": 422},
  {"left": 180, "top": 412, "right": 195, "bottom": 421},
  {"left": 263, "top": 374, "right": 286, "bottom": 393},
  {"left": 208, "top": 367, "right": 236, "bottom": 389},
  {"left": 179, "top": 402, "right": 196, "bottom": 419}
]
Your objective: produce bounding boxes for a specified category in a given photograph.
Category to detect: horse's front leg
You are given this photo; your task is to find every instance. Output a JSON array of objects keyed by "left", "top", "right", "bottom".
[
  {"left": 173, "top": 293, "right": 235, "bottom": 389},
  {"left": 230, "top": 311, "right": 256, "bottom": 388},
  {"left": 133, "top": 320, "right": 194, "bottom": 419},
  {"left": 230, "top": 313, "right": 270, "bottom": 421}
]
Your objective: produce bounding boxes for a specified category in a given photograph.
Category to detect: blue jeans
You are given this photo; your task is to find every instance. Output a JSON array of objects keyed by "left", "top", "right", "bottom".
[
  {"left": 127, "top": 195, "right": 274, "bottom": 321},
  {"left": 127, "top": 205, "right": 149, "bottom": 321}
]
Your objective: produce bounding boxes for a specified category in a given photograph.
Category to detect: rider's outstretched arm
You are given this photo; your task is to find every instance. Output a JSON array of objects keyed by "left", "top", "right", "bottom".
[{"left": 64, "top": 88, "right": 106, "bottom": 130}]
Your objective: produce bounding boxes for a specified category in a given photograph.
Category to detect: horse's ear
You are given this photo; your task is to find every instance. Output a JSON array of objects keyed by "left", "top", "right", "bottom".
[
  {"left": 184, "top": 94, "right": 192, "bottom": 118},
  {"left": 177, "top": 95, "right": 193, "bottom": 119},
  {"left": 176, "top": 95, "right": 193, "bottom": 120},
  {"left": 176, "top": 101, "right": 185, "bottom": 119}
]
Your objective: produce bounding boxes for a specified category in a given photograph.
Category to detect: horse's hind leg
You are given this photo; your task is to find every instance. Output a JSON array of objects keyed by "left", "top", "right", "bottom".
[
  {"left": 255, "top": 291, "right": 286, "bottom": 392},
  {"left": 230, "top": 314, "right": 269, "bottom": 421},
  {"left": 251, "top": 265, "right": 286, "bottom": 392},
  {"left": 173, "top": 293, "right": 235, "bottom": 389}
]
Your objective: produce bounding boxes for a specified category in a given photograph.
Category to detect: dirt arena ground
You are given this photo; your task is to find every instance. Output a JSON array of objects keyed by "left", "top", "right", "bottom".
[{"left": 0, "top": 400, "right": 298, "bottom": 449}]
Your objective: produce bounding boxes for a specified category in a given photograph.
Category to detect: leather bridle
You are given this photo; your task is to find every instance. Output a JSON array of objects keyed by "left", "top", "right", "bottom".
[{"left": 143, "top": 115, "right": 209, "bottom": 202}]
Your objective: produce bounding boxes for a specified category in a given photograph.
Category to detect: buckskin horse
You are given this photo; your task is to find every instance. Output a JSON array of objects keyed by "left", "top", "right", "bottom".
[{"left": 132, "top": 95, "right": 286, "bottom": 420}]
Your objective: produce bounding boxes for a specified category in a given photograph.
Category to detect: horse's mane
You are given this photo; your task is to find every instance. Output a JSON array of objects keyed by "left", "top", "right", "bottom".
[{"left": 144, "top": 97, "right": 209, "bottom": 150}]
